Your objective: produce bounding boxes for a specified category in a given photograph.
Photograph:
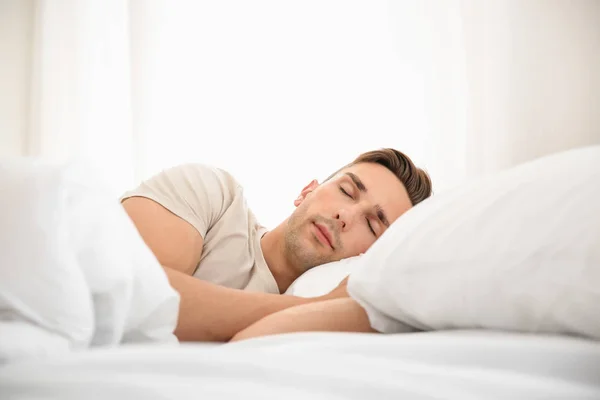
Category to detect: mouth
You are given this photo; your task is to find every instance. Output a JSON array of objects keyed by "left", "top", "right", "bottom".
[{"left": 313, "top": 222, "right": 334, "bottom": 250}]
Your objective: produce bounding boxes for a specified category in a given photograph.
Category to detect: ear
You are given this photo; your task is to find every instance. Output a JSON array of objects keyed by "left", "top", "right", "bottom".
[{"left": 294, "top": 179, "right": 319, "bottom": 207}]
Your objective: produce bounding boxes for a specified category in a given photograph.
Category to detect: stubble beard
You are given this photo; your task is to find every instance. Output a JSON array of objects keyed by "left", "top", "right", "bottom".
[{"left": 283, "top": 207, "right": 334, "bottom": 273}]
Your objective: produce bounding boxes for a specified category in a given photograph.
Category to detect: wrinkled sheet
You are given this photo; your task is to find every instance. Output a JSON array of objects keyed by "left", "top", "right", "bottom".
[{"left": 1, "top": 331, "right": 599, "bottom": 400}]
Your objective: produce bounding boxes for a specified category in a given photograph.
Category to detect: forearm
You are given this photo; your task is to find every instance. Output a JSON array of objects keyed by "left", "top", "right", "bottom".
[
  {"left": 230, "top": 297, "right": 377, "bottom": 342},
  {"left": 163, "top": 267, "right": 322, "bottom": 342}
]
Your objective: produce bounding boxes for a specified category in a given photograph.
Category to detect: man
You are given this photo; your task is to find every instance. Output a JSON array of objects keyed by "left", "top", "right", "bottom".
[{"left": 121, "top": 148, "right": 432, "bottom": 342}]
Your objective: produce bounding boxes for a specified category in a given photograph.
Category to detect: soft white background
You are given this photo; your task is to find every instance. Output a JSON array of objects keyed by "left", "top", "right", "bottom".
[{"left": 1, "top": 0, "right": 599, "bottom": 228}]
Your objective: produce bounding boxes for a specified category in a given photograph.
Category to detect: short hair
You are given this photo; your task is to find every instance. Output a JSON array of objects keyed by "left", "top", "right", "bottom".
[{"left": 326, "top": 148, "right": 433, "bottom": 206}]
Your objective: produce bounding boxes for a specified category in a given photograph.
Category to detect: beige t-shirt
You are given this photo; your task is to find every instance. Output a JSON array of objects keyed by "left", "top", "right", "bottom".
[{"left": 121, "top": 163, "right": 279, "bottom": 294}]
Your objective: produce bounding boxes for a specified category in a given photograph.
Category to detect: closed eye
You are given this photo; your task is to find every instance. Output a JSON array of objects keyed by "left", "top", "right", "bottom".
[
  {"left": 366, "top": 218, "right": 376, "bottom": 236},
  {"left": 340, "top": 186, "right": 352, "bottom": 198}
]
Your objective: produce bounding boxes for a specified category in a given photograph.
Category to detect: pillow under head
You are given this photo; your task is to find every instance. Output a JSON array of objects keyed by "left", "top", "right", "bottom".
[
  {"left": 285, "top": 256, "right": 362, "bottom": 298},
  {"left": 347, "top": 145, "right": 600, "bottom": 340}
]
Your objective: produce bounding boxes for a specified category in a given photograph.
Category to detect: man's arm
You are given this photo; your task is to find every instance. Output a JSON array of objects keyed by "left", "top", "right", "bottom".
[
  {"left": 164, "top": 267, "right": 345, "bottom": 342},
  {"left": 230, "top": 297, "right": 377, "bottom": 342},
  {"left": 122, "top": 197, "right": 203, "bottom": 276},
  {"left": 122, "top": 196, "right": 346, "bottom": 342}
]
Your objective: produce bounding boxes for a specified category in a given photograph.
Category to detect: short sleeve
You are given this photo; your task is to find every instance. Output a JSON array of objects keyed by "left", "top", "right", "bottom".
[{"left": 120, "top": 163, "right": 239, "bottom": 238}]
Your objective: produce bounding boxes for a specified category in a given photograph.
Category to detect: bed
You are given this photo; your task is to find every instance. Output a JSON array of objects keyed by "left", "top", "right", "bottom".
[
  {"left": 1, "top": 147, "right": 599, "bottom": 399},
  {"left": 2, "top": 330, "right": 599, "bottom": 399}
]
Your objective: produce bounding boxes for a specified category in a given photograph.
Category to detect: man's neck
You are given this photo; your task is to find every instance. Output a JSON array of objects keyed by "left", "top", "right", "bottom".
[{"left": 260, "top": 222, "right": 299, "bottom": 294}]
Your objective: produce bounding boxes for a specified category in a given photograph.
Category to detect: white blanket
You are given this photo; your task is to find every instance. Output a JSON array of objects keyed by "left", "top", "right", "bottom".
[{"left": 0, "top": 158, "right": 180, "bottom": 364}]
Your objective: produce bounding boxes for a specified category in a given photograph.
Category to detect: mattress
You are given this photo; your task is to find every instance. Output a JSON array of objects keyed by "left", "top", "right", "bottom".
[{"left": 1, "top": 330, "right": 599, "bottom": 399}]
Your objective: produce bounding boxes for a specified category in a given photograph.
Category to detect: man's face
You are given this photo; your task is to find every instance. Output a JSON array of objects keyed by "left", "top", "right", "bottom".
[{"left": 283, "top": 162, "right": 412, "bottom": 272}]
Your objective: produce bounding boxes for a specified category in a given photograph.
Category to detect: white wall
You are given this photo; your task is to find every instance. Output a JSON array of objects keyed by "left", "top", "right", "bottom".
[
  {"left": 462, "top": 0, "right": 600, "bottom": 177},
  {"left": 0, "top": 0, "right": 33, "bottom": 157},
  {"left": 2, "top": 0, "right": 599, "bottom": 204}
]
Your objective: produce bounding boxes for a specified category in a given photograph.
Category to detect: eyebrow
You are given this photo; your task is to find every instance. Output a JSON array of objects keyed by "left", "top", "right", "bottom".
[
  {"left": 344, "top": 172, "right": 390, "bottom": 227},
  {"left": 375, "top": 205, "right": 390, "bottom": 227},
  {"left": 345, "top": 172, "right": 367, "bottom": 192}
]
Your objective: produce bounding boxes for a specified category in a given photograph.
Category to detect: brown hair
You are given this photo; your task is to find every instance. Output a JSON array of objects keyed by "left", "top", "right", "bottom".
[{"left": 327, "top": 148, "right": 433, "bottom": 206}]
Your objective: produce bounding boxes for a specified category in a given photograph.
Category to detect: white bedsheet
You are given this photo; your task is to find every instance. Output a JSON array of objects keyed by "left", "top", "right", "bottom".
[{"left": 1, "top": 331, "right": 599, "bottom": 400}]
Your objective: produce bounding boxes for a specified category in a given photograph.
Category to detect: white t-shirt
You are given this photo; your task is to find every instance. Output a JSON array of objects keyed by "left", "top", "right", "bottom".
[{"left": 121, "top": 163, "right": 279, "bottom": 294}]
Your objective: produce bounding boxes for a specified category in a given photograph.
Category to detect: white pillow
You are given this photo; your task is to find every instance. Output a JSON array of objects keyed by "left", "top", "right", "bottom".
[
  {"left": 285, "top": 256, "right": 363, "bottom": 298},
  {"left": 347, "top": 145, "right": 600, "bottom": 340}
]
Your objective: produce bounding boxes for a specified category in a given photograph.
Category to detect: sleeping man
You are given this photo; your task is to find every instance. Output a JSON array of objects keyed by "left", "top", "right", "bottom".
[{"left": 121, "top": 148, "right": 432, "bottom": 342}]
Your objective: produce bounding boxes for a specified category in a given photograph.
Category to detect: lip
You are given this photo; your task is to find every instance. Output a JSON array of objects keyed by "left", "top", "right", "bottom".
[{"left": 313, "top": 222, "right": 334, "bottom": 249}]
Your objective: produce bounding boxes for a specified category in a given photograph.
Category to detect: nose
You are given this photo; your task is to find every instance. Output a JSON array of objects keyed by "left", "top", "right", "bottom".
[{"left": 334, "top": 207, "right": 358, "bottom": 232}]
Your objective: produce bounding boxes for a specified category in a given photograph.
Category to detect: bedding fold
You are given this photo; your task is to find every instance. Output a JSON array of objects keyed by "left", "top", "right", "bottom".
[{"left": 0, "top": 158, "right": 180, "bottom": 364}]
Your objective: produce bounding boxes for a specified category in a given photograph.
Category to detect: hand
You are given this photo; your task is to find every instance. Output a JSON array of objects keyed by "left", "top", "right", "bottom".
[{"left": 319, "top": 276, "right": 349, "bottom": 301}]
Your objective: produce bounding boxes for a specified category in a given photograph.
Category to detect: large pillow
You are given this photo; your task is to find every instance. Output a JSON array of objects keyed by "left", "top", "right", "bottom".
[
  {"left": 347, "top": 145, "right": 600, "bottom": 340},
  {"left": 285, "top": 256, "right": 362, "bottom": 298}
]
